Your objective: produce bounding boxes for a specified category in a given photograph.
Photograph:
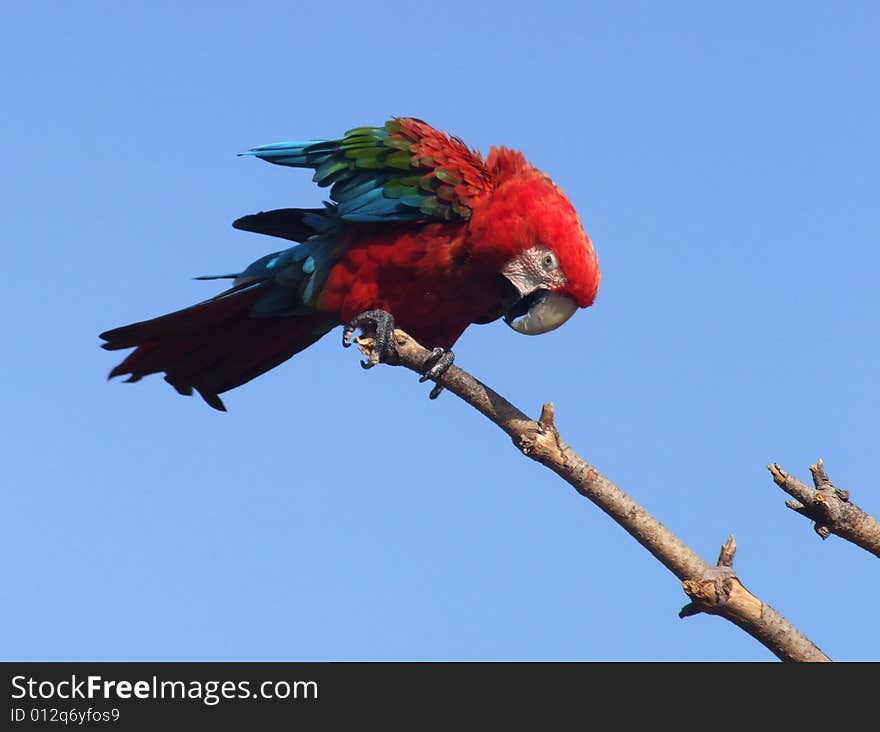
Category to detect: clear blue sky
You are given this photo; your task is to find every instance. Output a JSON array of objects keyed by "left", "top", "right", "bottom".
[{"left": 4, "top": 1, "right": 878, "bottom": 661}]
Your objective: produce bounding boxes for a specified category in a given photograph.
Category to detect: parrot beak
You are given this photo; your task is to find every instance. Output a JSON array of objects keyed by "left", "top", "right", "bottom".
[{"left": 501, "top": 281, "right": 579, "bottom": 336}]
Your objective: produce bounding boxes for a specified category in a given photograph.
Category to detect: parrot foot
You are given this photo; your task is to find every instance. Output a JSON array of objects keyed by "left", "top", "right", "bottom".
[
  {"left": 342, "top": 309, "right": 397, "bottom": 369},
  {"left": 418, "top": 347, "right": 455, "bottom": 399}
]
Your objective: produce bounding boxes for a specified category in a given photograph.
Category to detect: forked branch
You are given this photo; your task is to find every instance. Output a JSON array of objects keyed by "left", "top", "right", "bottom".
[
  {"left": 769, "top": 461, "right": 880, "bottom": 557},
  {"left": 357, "top": 330, "right": 831, "bottom": 662}
]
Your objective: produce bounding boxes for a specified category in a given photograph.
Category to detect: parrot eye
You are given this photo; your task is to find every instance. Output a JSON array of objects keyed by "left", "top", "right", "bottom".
[{"left": 541, "top": 251, "right": 558, "bottom": 270}]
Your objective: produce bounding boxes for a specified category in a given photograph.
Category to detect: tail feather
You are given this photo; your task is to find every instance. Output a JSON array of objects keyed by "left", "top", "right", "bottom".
[
  {"left": 101, "top": 281, "right": 265, "bottom": 349},
  {"left": 100, "top": 282, "right": 336, "bottom": 410},
  {"left": 184, "top": 318, "right": 321, "bottom": 397}
]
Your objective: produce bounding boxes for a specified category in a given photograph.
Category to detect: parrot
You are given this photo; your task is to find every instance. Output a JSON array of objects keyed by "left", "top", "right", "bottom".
[{"left": 100, "top": 118, "right": 600, "bottom": 410}]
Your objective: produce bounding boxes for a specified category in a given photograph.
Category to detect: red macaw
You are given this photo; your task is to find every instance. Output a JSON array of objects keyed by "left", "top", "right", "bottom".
[{"left": 100, "top": 118, "right": 600, "bottom": 409}]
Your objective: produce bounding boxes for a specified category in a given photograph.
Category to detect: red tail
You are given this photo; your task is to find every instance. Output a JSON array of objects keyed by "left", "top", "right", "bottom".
[{"left": 100, "top": 282, "right": 335, "bottom": 410}]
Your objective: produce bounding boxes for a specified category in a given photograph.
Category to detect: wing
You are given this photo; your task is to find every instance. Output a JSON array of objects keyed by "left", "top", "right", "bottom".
[
  {"left": 245, "top": 118, "right": 492, "bottom": 223},
  {"left": 232, "top": 207, "right": 325, "bottom": 243}
]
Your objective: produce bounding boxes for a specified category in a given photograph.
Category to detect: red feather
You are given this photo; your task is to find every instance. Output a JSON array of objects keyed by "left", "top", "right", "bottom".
[
  {"left": 102, "top": 119, "right": 600, "bottom": 409},
  {"left": 101, "top": 283, "right": 333, "bottom": 410}
]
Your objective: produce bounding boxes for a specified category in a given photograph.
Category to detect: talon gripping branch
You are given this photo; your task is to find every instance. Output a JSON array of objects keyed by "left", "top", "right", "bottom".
[{"left": 101, "top": 118, "right": 601, "bottom": 410}]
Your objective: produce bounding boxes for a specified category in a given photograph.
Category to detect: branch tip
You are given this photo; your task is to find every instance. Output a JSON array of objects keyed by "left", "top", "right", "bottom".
[
  {"left": 810, "top": 459, "right": 830, "bottom": 489},
  {"left": 538, "top": 402, "right": 556, "bottom": 430},
  {"left": 785, "top": 500, "right": 807, "bottom": 514},
  {"left": 768, "top": 463, "right": 787, "bottom": 486},
  {"left": 718, "top": 535, "right": 736, "bottom": 567}
]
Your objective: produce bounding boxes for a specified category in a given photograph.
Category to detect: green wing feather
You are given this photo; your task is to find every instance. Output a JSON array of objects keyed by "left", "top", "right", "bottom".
[{"left": 247, "top": 118, "right": 492, "bottom": 223}]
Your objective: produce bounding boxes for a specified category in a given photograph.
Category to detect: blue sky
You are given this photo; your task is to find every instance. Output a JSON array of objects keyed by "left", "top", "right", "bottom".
[{"left": 3, "top": 1, "right": 878, "bottom": 661}]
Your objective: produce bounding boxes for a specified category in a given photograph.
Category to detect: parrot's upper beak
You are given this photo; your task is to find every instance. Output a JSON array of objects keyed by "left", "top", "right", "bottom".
[{"left": 501, "top": 279, "right": 578, "bottom": 336}]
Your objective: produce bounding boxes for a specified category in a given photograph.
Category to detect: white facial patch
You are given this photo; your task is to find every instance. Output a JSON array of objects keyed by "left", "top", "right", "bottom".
[{"left": 500, "top": 245, "right": 568, "bottom": 298}]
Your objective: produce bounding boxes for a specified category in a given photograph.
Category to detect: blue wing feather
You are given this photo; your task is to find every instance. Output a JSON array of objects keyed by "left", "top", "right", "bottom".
[
  {"left": 243, "top": 119, "right": 489, "bottom": 226},
  {"left": 244, "top": 127, "right": 429, "bottom": 223}
]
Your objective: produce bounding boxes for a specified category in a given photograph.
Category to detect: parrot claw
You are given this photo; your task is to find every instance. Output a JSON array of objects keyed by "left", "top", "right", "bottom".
[
  {"left": 343, "top": 309, "right": 397, "bottom": 368},
  {"left": 343, "top": 311, "right": 451, "bottom": 399},
  {"left": 418, "top": 347, "right": 454, "bottom": 399}
]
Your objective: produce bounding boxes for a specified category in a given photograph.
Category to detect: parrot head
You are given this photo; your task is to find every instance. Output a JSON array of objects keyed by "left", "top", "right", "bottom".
[{"left": 469, "top": 147, "right": 600, "bottom": 336}]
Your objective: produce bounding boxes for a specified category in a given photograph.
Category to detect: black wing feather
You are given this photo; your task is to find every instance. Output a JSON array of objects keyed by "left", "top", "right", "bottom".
[{"left": 232, "top": 208, "right": 324, "bottom": 243}]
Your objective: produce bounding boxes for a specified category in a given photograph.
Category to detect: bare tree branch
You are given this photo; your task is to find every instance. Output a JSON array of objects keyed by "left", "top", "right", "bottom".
[
  {"left": 769, "top": 461, "right": 880, "bottom": 557},
  {"left": 354, "top": 330, "right": 831, "bottom": 662}
]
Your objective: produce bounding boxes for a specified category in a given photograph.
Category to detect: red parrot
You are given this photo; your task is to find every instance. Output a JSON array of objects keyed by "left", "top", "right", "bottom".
[{"left": 100, "top": 118, "right": 600, "bottom": 410}]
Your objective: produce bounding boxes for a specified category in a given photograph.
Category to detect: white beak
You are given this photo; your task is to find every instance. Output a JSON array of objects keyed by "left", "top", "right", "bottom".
[{"left": 504, "top": 289, "right": 579, "bottom": 335}]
